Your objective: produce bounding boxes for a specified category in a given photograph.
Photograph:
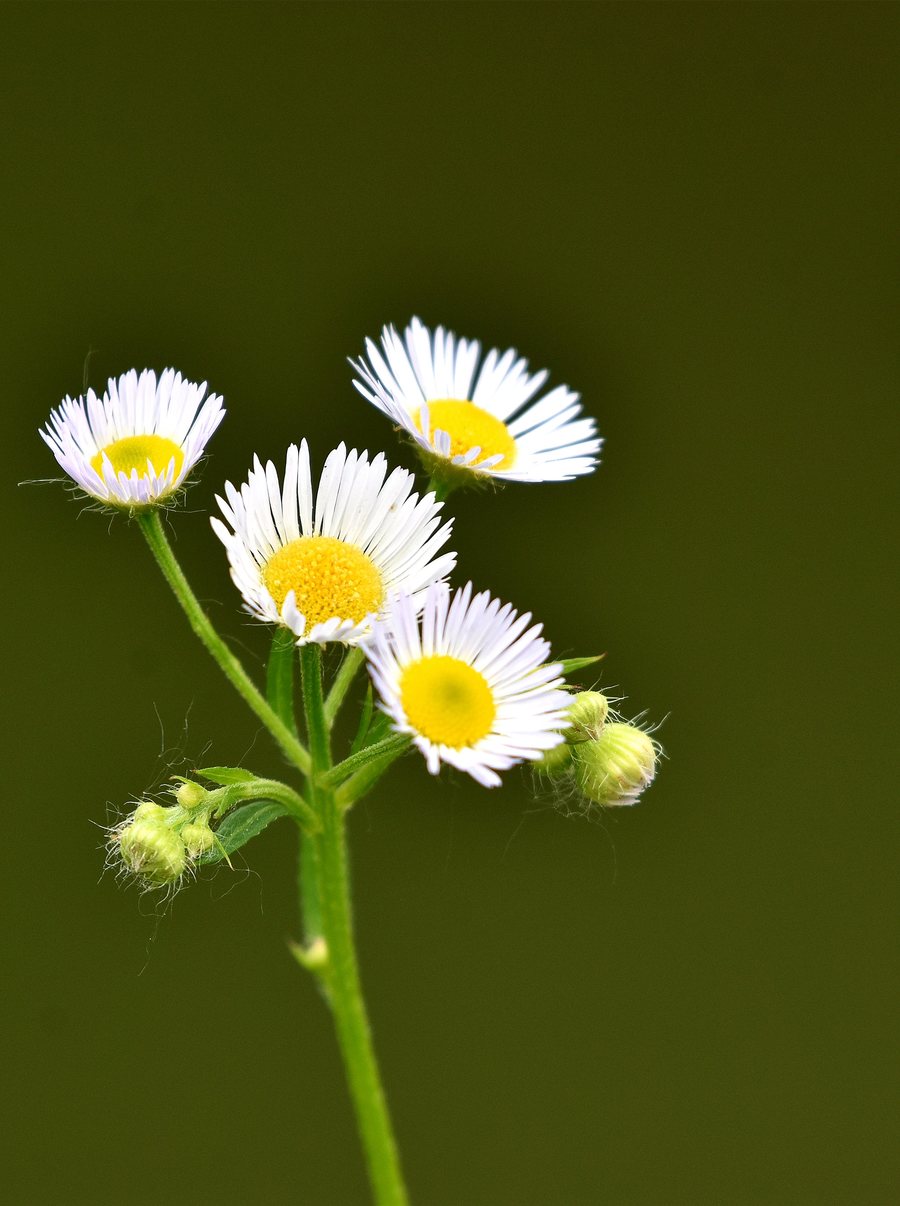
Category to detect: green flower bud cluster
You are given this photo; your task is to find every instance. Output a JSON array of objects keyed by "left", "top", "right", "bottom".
[
  {"left": 113, "top": 785, "right": 217, "bottom": 888},
  {"left": 538, "top": 692, "right": 658, "bottom": 808},
  {"left": 109, "top": 769, "right": 315, "bottom": 890}
]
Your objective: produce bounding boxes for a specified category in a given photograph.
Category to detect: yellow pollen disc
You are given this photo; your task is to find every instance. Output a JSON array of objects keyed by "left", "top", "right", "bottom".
[
  {"left": 91, "top": 434, "right": 184, "bottom": 481},
  {"left": 400, "top": 655, "right": 496, "bottom": 748},
  {"left": 262, "top": 535, "right": 383, "bottom": 628},
  {"left": 414, "top": 399, "right": 516, "bottom": 469}
]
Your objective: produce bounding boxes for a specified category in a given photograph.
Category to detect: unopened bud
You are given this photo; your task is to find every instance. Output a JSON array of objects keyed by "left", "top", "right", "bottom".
[
  {"left": 573, "top": 722, "right": 657, "bottom": 807},
  {"left": 563, "top": 692, "right": 609, "bottom": 743},
  {"left": 175, "top": 780, "right": 207, "bottom": 810},
  {"left": 181, "top": 822, "right": 215, "bottom": 858},
  {"left": 535, "top": 740, "right": 574, "bottom": 775},
  {"left": 118, "top": 816, "right": 187, "bottom": 885},
  {"left": 133, "top": 801, "right": 167, "bottom": 822},
  {"left": 535, "top": 692, "right": 610, "bottom": 777}
]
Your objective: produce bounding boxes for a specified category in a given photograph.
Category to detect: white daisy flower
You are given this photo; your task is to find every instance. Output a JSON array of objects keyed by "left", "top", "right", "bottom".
[
  {"left": 40, "top": 368, "right": 225, "bottom": 508},
  {"left": 211, "top": 441, "right": 456, "bottom": 646},
  {"left": 351, "top": 317, "right": 601, "bottom": 484},
  {"left": 366, "top": 581, "right": 570, "bottom": 787}
]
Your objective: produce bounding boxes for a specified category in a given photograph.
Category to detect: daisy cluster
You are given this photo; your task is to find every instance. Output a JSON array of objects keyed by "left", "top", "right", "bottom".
[{"left": 41, "top": 319, "right": 615, "bottom": 790}]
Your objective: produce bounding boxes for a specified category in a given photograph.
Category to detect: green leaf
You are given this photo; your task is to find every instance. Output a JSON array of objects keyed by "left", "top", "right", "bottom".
[
  {"left": 363, "top": 710, "right": 392, "bottom": 748},
  {"left": 558, "top": 654, "right": 606, "bottom": 676},
  {"left": 196, "top": 765, "right": 258, "bottom": 786},
  {"left": 350, "top": 683, "right": 374, "bottom": 755},
  {"left": 199, "top": 799, "right": 291, "bottom": 863}
]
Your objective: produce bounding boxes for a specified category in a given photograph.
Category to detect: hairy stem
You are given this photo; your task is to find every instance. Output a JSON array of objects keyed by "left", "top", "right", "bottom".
[
  {"left": 324, "top": 645, "right": 366, "bottom": 726},
  {"left": 267, "top": 627, "right": 299, "bottom": 735},
  {"left": 336, "top": 745, "right": 409, "bottom": 810},
  {"left": 137, "top": 511, "right": 310, "bottom": 775},
  {"left": 426, "top": 473, "right": 452, "bottom": 502},
  {"left": 319, "top": 733, "right": 410, "bottom": 790},
  {"left": 266, "top": 632, "right": 323, "bottom": 947},
  {"left": 221, "top": 777, "right": 319, "bottom": 834},
  {"left": 300, "top": 644, "right": 408, "bottom": 1206}
]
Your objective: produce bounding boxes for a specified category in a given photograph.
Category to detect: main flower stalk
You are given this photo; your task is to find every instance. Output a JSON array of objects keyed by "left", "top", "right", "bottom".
[
  {"left": 139, "top": 513, "right": 407, "bottom": 1203},
  {"left": 299, "top": 644, "right": 409, "bottom": 1206}
]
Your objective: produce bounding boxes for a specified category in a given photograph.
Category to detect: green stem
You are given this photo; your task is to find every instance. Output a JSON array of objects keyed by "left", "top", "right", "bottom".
[
  {"left": 267, "top": 628, "right": 299, "bottom": 735},
  {"left": 324, "top": 646, "right": 366, "bottom": 726},
  {"left": 319, "top": 734, "right": 410, "bottom": 790},
  {"left": 336, "top": 747, "right": 408, "bottom": 811},
  {"left": 426, "top": 473, "right": 452, "bottom": 503},
  {"left": 299, "top": 824, "right": 324, "bottom": 945},
  {"left": 300, "top": 645, "right": 408, "bottom": 1206},
  {"left": 218, "top": 777, "right": 319, "bottom": 834},
  {"left": 350, "top": 685, "right": 375, "bottom": 755},
  {"left": 266, "top": 631, "right": 323, "bottom": 948},
  {"left": 137, "top": 511, "right": 310, "bottom": 776},
  {"left": 300, "top": 644, "right": 331, "bottom": 769},
  {"left": 296, "top": 826, "right": 324, "bottom": 956}
]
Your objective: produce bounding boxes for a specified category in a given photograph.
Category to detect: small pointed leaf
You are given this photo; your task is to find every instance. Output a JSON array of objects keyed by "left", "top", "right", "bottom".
[
  {"left": 199, "top": 799, "right": 291, "bottom": 863},
  {"left": 363, "top": 710, "right": 392, "bottom": 749},
  {"left": 196, "top": 765, "right": 258, "bottom": 786},
  {"left": 350, "top": 683, "right": 375, "bottom": 755},
  {"left": 558, "top": 654, "right": 606, "bottom": 676}
]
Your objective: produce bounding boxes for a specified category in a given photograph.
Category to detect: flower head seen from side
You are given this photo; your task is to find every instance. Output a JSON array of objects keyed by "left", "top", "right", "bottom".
[
  {"left": 351, "top": 317, "right": 602, "bottom": 485},
  {"left": 40, "top": 368, "right": 225, "bottom": 508},
  {"left": 367, "top": 581, "right": 571, "bottom": 787},
  {"left": 211, "top": 441, "right": 456, "bottom": 646}
]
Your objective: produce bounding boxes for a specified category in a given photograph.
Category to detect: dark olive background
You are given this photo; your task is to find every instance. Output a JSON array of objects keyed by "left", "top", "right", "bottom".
[{"left": 1, "top": 4, "right": 896, "bottom": 1205}]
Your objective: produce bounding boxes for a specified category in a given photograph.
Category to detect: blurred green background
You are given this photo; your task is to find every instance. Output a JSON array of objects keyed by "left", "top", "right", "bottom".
[{"left": 1, "top": 4, "right": 896, "bottom": 1204}]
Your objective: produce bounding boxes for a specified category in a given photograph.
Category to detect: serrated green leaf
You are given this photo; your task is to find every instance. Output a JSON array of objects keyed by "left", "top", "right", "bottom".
[
  {"left": 196, "top": 765, "right": 258, "bottom": 786},
  {"left": 199, "top": 800, "right": 291, "bottom": 863},
  {"left": 558, "top": 654, "right": 606, "bottom": 676}
]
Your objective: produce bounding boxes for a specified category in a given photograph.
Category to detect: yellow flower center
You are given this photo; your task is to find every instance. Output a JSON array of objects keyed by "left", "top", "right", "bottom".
[
  {"left": 262, "top": 535, "right": 383, "bottom": 628},
  {"left": 414, "top": 400, "right": 516, "bottom": 469},
  {"left": 400, "top": 655, "right": 496, "bottom": 748},
  {"left": 91, "top": 434, "right": 184, "bottom": 481}
]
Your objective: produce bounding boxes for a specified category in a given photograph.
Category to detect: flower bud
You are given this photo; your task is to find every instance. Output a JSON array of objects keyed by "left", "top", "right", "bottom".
[
  {"left": 181, "top": 822, "right": 215, "bottom": 859},
  {"left": 573, "top": 722, "right": 657, "bottom": 807},
  {"left": 174, "top": 780, "right": 207, "bottom": 810},
  {"left": 535, "top": 692, "right": 610, "bottom": 777},
  {"left": 535, "top": 740, "right": 574, "bottom": 775},
  {"left": 133, "top": 801, "right": 167, "bottom": 822},
  {"left": 563, "top": 692, "right": 609, "bottom": 743},
  {"left": 118, "top": 816, "right": 187, "bottom": 885}
]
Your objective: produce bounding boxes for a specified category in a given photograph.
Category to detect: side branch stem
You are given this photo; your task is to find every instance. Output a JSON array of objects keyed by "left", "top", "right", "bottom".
[
  {"left": 324, "top": 646, "right": 366, "bottom": 726},
  {"left": 319, "top": 734, "right": 410, "bottom": 790},
  {"left": 137, "top": 511, "right": 310, "bottom": 775},
  {"left": 220, "top": 778, "right": 319, "bottom": 835},
  {"left": 335, "top": 750, "right": 406, "bottom": 811}
]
